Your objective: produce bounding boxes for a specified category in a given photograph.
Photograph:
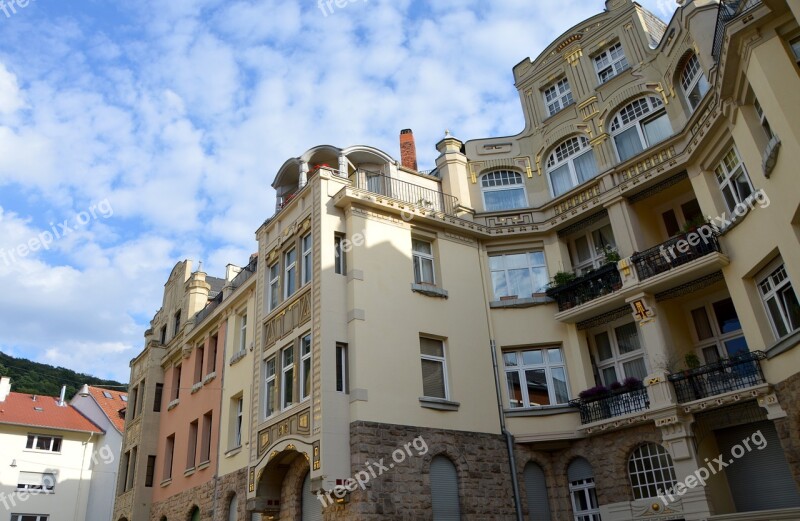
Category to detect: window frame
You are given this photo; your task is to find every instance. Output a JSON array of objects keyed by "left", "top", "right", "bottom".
[
  {"left": 336, "top": 343, "right": 348, "bottom": 393},
  {"left": 16, "top": 471, "right": 56, "bottom": 493},
  {"left": 239, "top": 313, "right": 248, "bottom": 353},
  {"left": 569, "top": 477, "right": 601, "bottom": 521},
  {"left": 503, "top": 347, "right": 570, "bottom": 408},
  {"left": 264, "top": 357, "right": 277, "bottom": 418},
  {"left": 284, "top": 248, "right": 297, "bottom": 299},
  {"left": 546, "top": 136, "right": 598, "bottom": 197},
  {"left": 714, "top": 145, "right": 755, "bottom": 213},
  {"left": 25, "top": 434, "right": 62, "bottom": 453},
  {"left": 543, "top": 77, "right": 574, "bottom": 117},
  {"left": 480, "top": 170, "right": 527, "bottom": 212},
  {"left": 234, "top": 397, "right": 243, "bottom": 448},
  {"left": 754, "top": 98, "right": 775, "bottom": 141},
  {"left": 687, "top": 294, "right": 748, "bottom": 364},
  {"left": 568, "top": 222, "right": 617, "bottom": 275},
  {"left": 489, "top": 250, "right": 548, "bottom": 299},
  {"left": 301, "top": 233, "right": 312, "bottom": 285},
  {"left": 758, "top": 260, "right": 800, "bottom": 340},
  {"left": 628, "top": 443, "right": 678, "bottom": 500},
  {"left": 419, "top": 336, "right": 450, "bottom": 400},
  {"left": 593, "top": 41, "right": 629, "bottom": 84},
  {"left": 789, "top": 36, "right": 800, "bottom": 66},
  {"left": 412, "top": 238, "right": 436, "bottom": 285},
  {"left": 11, "top": 515, "right": 49, "bottom": 521},
  {"left": 680, "top": 54, "right": 710, "bottom": 111},
  {"left": 590, "top": 320, "right": 648, "bottom": 386},
  {"left": 299, "top": 333, "right": 312, "bottom": 401},
  {"left": 610, "top": 96, "right": 670, "bottom": 162},
  {"left": 334, "top": 233, "right": 347, "bottom": 275},
  {"left": 281, "top": 345, "right": 295, "bottom": 409}
]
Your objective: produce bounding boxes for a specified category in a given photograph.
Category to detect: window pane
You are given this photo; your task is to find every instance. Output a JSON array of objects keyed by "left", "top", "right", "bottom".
[
  {"left": 733, "top": 170, "right": 753, "bottom": 202},
  {"left": 767, "top": 296, "right": 790, "bottom": 337},
  {"left": 507, "top": 371, "right": 523, "bottom": 408},
  {"left": 412, "top": 239, "right": 432, "bottom": 255},
  {"left": 592, "top": 224, "right": 616, "bottom": 250},
  {"left": 420, "top": 337, "right": 444, "bottom": 357},
  {"left": 507, "top": 268, "right": 533, "bottom": 297},
  {"left": 489, "top": 256, "right": 504, "bottom": 271},
  {"left": 529, "top": 251, "right": 545, "bottom": 267},
  {"left": 691, "top": 307, "right": 715, "bottom": 340},
  {"left": 681, "top": 199, "right": 703, "bottom": 224},
  {"left": 548, "top": 348, "right": 563, "bottom": 364},
  {"left": 503, "top": 352, "right": 518, "bottom": 367},
  {"left": 601, "top": 366, "right": 618, "bottom": 385},
  {"left": 703, "top": 346, "right": 721, "bottom": 364},
  {"left": 549, "top": 164, "right": 574, "bottom": 197},
  {"left": 574, "top": 236, "right": 592, "bottom": 264},
  {"left": 662, "top": 209, "right": 680, "bottom": 237},
  {"left": 283, "top": 368, "right": 293, "bottom": 405},
  {"left": 723, "top": 336, "right": 749, "bottom": 358},
  {"left": 615, "top": 322, "right": 642, "bottom": 355},
  {"left": 780, "top": 286, "right": 800, "bottom": 332},
  {"left": 551, "top": 367, "right": 569, "bottom": 404},
  {"left": 573, "top": 150, "right": 598, "bottom": 183},
  {"left": 643, "top": 113, "right": 672, "bottom": 145},
  {"left": 413, "top": 256, "right": 435, "bottom": 284},
  {"left": 721, "top": 184, "right": 737, "bottom": 212},
  {"left": 421, "top": 359, "right": 446, "bottom": 398},
  {"left": 491, "top": 270, "right": 508, "bottom": 298},
  {"left": 615, "top": 126, "right": 644, "bottom": 162},
  {"left": 484, "top": 188, "right": 527, "bottom": 211},
  {"left": 505, "top": 253, "right": 528, "bottom": 269},
  {"left": 531, "top": 267, "right": 548, "bottom": 293},
  {"left": 712, "top": 298, "right": 742, "bottom": 334},
  {"left": 521, "top": 349, "right": 544, "bottom": 366},
  {"left": 622, "top": 357, "right": 648, "bottom": 380},
  {"left": 594, "top": 332, "right": 613, "bottom": 361},
  {"left": 525, "top": 369, "right": 551, "bottom": 406}
]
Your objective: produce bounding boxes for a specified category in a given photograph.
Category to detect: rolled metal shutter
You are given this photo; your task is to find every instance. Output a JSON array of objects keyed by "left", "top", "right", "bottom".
[
  {"left": 567, "top": 457, "right": 594, "bottom": 482},
  {"left": 714, "top": 420, "right": 800, "bottom": 511},
  {"left": 301, "top": 473, "right": 323, "bottom": 521},
  {"left": 431, "top": 456, "right": 462, "bottom": 520},
  {"left": 524, "top": 462, "right": 552, "bottom": 521}
]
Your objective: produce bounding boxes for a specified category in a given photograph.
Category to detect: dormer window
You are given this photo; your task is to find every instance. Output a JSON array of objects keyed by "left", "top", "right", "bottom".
[
  {"left": 546, "top": 136, "right": 598, "bottom": 197},
  {"left": 481, "top": 171, "right": 527, "bottom": 212},
  {"left": 594, "top": 42, "right": 629, "bottom": 84},
  {"left": 543, "top": 78, "right": 574, "bottom": 117},
  {"left": 610, "top": 96, "right": 671, "bottom": 162},
  {"left": 681, "top": 54, "right": 710, "bottom": 111}
]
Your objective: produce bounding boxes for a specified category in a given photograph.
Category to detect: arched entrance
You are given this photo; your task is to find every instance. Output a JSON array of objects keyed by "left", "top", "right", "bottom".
[{"left": 250, "top": 446, "right": 314, "bottom": 519}]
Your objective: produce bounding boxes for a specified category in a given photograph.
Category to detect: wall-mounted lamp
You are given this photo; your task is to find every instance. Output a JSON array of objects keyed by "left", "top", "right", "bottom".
[{"left": 10, "top": 459, "right": 17, "bottom": 468}]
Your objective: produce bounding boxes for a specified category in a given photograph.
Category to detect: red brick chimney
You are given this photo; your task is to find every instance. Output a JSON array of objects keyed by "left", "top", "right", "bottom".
[{"left": 399, "top": 129, "right": 418, "bottom": 171}]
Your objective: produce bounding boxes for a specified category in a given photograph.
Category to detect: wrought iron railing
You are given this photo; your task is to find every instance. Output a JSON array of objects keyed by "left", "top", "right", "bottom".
[
  {"left": 545, "top": 262, "right": 622, "bottom": 312},
  {"left": 193, "top": 291, "right": 223, "bottom": 328},
  {"left": 668, "top": 351, "right": 767, "bottom": 403},
  {"left": 631, "top": 227, "right": 721, "bottom": 282},
  {"left": 230, "top": 257, "right": 258, "bottom": 290},
  {"left": 712, "top": 0, "right": 762, "bottom": 59},
  {"left": 349, "top": 170, "right": 458, "bottom": 216},
  {"left": 569, "top": 387, "right": 650, "bottom": 424}
]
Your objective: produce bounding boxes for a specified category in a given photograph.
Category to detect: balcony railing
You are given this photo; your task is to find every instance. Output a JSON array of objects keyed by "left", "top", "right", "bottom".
[
  {"left": 631, "top": 227, "right": 721, "bottom": 282},
  {"left": 230, "top": 257, "right": 258, "bottom": 290},
  {"left": 193, "top": 291, "right": 223, "bottom": 328},
  {"left": 668, "top": 351, "right": 767, "bottom": 403},
  {"left": 713, "top": 0, "right": 762, "bottom": 58},
  {"left": 569, "top": 387, "right": 650, "bottom": 424},
  {"left": 545, "top": 262, "right": 622, "bottom": 312},
  {"left": 349, "top": 170, "right": 458, "bottom": 217}
]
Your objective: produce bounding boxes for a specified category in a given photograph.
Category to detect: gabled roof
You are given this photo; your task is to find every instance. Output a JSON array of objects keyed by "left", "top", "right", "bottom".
[
  {"left": 86, "top": 386, "right": 128, "bottom": 433},
  {"left": 0, "top": 392, "right": 103, "bottom": 434}
]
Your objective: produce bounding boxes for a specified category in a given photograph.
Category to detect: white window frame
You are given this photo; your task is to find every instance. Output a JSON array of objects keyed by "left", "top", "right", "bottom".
[
  {"left": 503, "top": 347, "right": 570, "bottom": 408},
  {"left": 680, "top": 54, "right": 710, "bottom": 111},
  {"left": 569, "top": 478, "right": 601, "bottom": 521},
  {"left": 25, "top": 434, "right": 62, "bottom": 453},
  {"left": 568, "top": 222, "right": 617, "bottom": 275},
  {"left": 412, "top": 238, "right": 436, "bottom": 285},
  {"left": 281, "top": 345, "right": 294, "bottom": 409},
  {"left": 299, "top": 333, "right": 312, "bottom": 401},
  {"left": 628, "top": 443, "right": 677, "bottom": 500},
  {"left": 714, "top": 146, "right": 754, "bottom": 213},
  {"left": 264, "top": 357, "right": 277, "bottom": 418},
  {"left": 334, "top": 234, "right": 346, "bottom": 275},
  {"left": 543, "top": 77, "right": 574, "bottom": 116},
  {"left": 610, "top": 96, "right": 670, "bottom": 162},
  {"left": 268, "top": 262, "right": 280, "bottom": 312},
  {"left": 546, "top": 136, "right": 598, "bottom": 197},
  {"left": 284, "top": 248, "right": 297, "bottom": 299},
  {"left": 687, "top": 294, "right": 748, "bottom": 364},
  {"left": 754, "top": 98, "right": 775, "bottom": 141},
  {"left": 481, "top": 170, "right": 527, "bottom": 212},
  {"left": 239, "top": 313, "right": 248, "bottom": 352},
  {"left": 594, "top": 41, "right": 629, "bottom": 84},
  {"left": 11, "top": 516, "right": 49, "bottom": 521},
  {"left": 758, "top": 260, "right": 800, "bottom": 339},
  {"left": 419, "top": 337, "right": 449, "bottom": 400},
  {"left": 590, "top": 320, "right": 648, "bottom": 386},
  {"left": 234, "top": 397, "right": 243, "bottom": 448},
  {"left": 489, "top": 251, "right": 548, "bottom": 299},
  {"left": 301, "top": 233, "right": 312, "bottom": 285},
  {"left": 336, "top": 343, "right": 348, "bottom": 393}
]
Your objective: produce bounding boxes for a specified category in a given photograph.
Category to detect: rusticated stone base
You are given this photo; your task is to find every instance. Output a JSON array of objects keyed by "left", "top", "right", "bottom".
[
  {"left": 150, "top": 468, "right": 248, "bottom": 521},
  {"left": 774, "top": 370, "right": 800, "bottom": 491}
]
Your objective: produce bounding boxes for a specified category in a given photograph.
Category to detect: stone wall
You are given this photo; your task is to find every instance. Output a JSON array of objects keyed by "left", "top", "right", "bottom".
[
  {"left": 214, "top": 469, "right": 249, "bottom": 521},
  {"left": 774, "top": 371, "right": 800, "bottom": 490}
]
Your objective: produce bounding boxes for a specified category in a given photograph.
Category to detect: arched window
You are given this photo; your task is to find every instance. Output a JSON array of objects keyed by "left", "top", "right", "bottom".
[
  {"left": 301, "top": 472, "right": 322, "bottom": 521},
  {"left": 481, "top": 170, "right": 527, "bottom": 211},
  {"left": 524, "top": 462, "right": 552, "bottom": 520},
  {"left": 189, "top": 506, "right": 200, "bottom": 521},
  {"left": 227, "top": 494, "right": 238, "bottom": 521},
  {"left": 681, "top": 54, "right": 710, "bottom": 111},
  {"left": 610, "top": 96, "right": 672, "bottom": 162},
  {"left": 567, "top": 458, "right": 600, "bottom": 521},
  {"left": 628, "top": 443, "right": 677, "bottom": 500},
  {"left": 546, "top": 136, "right": 598, "bottom": 197},
  {"left": 430, "top": 456, "right": 461, "bottom": 520}
]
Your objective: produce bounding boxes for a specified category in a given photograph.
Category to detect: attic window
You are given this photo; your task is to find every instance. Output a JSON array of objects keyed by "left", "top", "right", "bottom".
[
  {"left": 34, "top": 407, "right": 44, "bottom": 412},
  {"left": 121, "top": 395, "right": 128, "bottom": 402},
  {"left": 103, "top": 391, "right": 113, "bottom": 399}
]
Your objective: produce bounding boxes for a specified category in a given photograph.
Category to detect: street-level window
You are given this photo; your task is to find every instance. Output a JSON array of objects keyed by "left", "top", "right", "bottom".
[
  {"left": 758, "top": 261, "right": 800, "bottom": 339},
  {"left": 490, "top": 251, "right": 548, "bottom": 299},
  {"left": 568, "top": 458, "right": 600, "bottom": 521},
  {"left": 592, "top": 321, "right": 647, "bottom": 385},
  {"left": 420, "top": 337, "right": 449, "bottom": 399},
  {"left": 714, "top": 146, "right": 754, "bottom": 213},
  {"left": 629, "top": 443, "right": 677, "bottom": 500},
  {"left": 503, "top": 347, "right": 569, "bottom": 408},
  {"left": 543, "top": 77, "right": 574, "bottom": 116},
  {"left": 594, "top": 42, "right": 629, "bottom": 84}
]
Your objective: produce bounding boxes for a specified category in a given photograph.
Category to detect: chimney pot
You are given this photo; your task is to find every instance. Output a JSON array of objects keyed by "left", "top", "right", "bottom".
[
  {"left": 399, "top": 129, "right": 418, "bottom": 171},
  {"left": 0, "top": 377, "right": 10, "bottom": 402}
]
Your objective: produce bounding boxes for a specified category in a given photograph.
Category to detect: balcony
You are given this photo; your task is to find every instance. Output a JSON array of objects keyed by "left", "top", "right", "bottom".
[
  {"left": 230, "top": 257, "right": 257, "bottom": 290},
  {"left": 349, "top": 170, "right": 458, "bottom": 217},
  {"left": 712, "top": 0, "right": 762, "bottom": 58},
  {"left": 668, "top": 351, "right": 767, "bottom": 403},
  {"left": 545, "top": 263, "right": 622, "bottom": 312},
  {"left": 569, "top": 387, "right": 650, "bottom": 425},
  {"left": 631, "top": 228, "right": 721, "bottom": 282}
]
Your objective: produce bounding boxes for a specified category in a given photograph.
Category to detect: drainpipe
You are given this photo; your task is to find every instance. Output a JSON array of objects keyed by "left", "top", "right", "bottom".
[
  {"left": 74, "top": 432, "right": 94, "bottom": 521},
  {"left": 478, "top": 245, "right": 524, "bottom": 521}
]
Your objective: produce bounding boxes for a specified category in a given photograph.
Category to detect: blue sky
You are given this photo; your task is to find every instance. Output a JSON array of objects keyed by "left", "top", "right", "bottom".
[{"left": 0, "top": 0, "right": 676, "bottom": 382}]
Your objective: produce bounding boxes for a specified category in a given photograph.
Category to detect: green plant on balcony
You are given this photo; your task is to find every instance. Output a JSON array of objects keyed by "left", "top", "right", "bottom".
[
  {"left": 599, "top": 245, "right": 621, "bottom": 265},
  {"left": 552, "top": 271, "right": 576, "bottom": 287},
  {"left": 684, "top": 353, "right": 701, "bottom": 371},
  {"left": 681, "top": 215, "right": 710, "bottom": 234}
]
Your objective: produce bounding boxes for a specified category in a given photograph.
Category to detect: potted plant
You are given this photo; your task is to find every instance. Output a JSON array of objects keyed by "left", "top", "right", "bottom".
[
  {"left": 684, "top": 353, "right": 701, "bottom": 374},
  {"left": 600, "top": 245, "right": 621, "bottom": 265},
  {"left": 578, "top": 385, "right": 610, "bottom": 402},
  {"left": 552, "top": 271, "right": 576, "bottom": 287},
  {"left": 621, "top": 376, "right": 643, "bottom": 391}
]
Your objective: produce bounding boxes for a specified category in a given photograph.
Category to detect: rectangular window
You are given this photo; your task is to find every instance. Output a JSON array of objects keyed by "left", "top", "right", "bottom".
[
  {"left": 163, "top": 434, "right": 175, "bottom": 480},
  {"left": 200, "top": 412, "right": 212, "bottom": 464},
  {"left": 714, "top": 146, "right": 754, "bottom": 213},
  {"left": 489, "top": 251, "right": 548, "bottom": 299},
  {"left": 234, "top": 397, "right": 244, "bottom": 448},
  {"left": 281, "top": 345, "right": 295, "bottom": 408},
  {"left": 265, "top": 358, "right": 277, "bottom": 418},
  {"left": 153, "top": 383, "right": 163, "bottom": 412},
  {"left": 194, "top": 345, "right": 205, "bottom": 384},
  {"left": 336, "top": 343, "right": 349, "bottom": 393},
  {"left": 127, "top": 446, "right": 137, "bottom": 491},
  {"left": 171, "top": 365, "right": 182, "bottom": 401},
  {"left": 758, "top": 262, "right": 800, "bottom": 339},
  {"left": 207, "top": 334, "right": 218, "bottom": 374},
  {"left": 594, "top": 42, "right": 629, "bottom": 84},
  {"left": 17, "top": 472, "right": 56, "bottom": 492},
  {"left": 186, "top": 420, "right": 198, "bottom": 470},
  {"left": 25, "top": 434, "right": 62, "bottom": 453},
  {"left": 419, "top": 337, "right": 448, "bottom": 399},
  {"left": 136, "top": 380, "right": 145, "bottom": 417},
  {"left": 302, "top": 233, "right": 313, "bottom": 285},
  {"left": 145, "top": 455, "right": 156, "bottom": 487},
  {"left": 569, "top": 224, "right": 617, "bottom": 275},
  {"left": 300, "top": 334, "right": 312, "bottom": 401},
  {"left": 284, "top": 249, "right": 297, "bottom": 299},
  {"left": 174, "top": 310, "right": 181, "bottom": 336},
  {"left": 11, "top": 515, "right": 49, "bottom": 521},
  {"left": 130, "top": 385, "right": 139, "bottom": 420},
  {"left": 754, "top": 98, "right": 775, "bottom": 141},
  {"left": 118, "top": 452, "right": 129, "bottom": 494},
  {"left": 543, "top": 77, "right": 574, "bottom": 116},
  {"left": 160, "top": 325, "right": 167, "bottom": 345},
  {"left": 334, "top": 234, "right": 347, "bottom": 275},
  {"left": 268, "top": 262, "right": 280, "bottom": 311},
  {"left": 592, "top": 322, "right": 647, "bottom": 385},
  {"left": 239, "top": 314, "right": 248, "bottom": 352},
  {"left": 503, "top": 347, "right": 569, "bottom": 408},
  {"left": 790, "top": 37, "right": 800, "bottom": 66},
  {"left": 690, "top": 297, "right": 749, "bottom": 363},
  {"left": 412, "top": 239, "right": 436, "bottom": 285}
]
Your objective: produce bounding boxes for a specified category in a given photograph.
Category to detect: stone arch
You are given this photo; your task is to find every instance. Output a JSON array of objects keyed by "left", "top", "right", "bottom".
[{"left": 252, "top": 444, "right": 314, "bottom": 519}]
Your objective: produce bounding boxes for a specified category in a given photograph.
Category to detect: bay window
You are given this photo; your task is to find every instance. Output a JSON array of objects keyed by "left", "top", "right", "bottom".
[
  {"left": 758, "top": 261, "right": 800, "bottom": 339},
  {"left": 489, "top": 251, "right": 548, "bottom": 299},
  {"left": 610, "top": 96, "right": 671, "bottom": 162},
  {"left": 547, "top": 136, "right": 598, "bottom": 197},
  {"left": 504, "top": 347, "right": 569, "bottom": 408},
  {"left": 714, "top": 146, "right": 754, "bottom": 213}
]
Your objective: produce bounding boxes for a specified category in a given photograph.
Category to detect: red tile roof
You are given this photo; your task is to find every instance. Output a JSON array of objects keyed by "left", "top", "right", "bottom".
[
  {"left": 87, "top": 386, "right": 127, "bottom": 433},
  {"left": 0, "top": 392, "right": 103, "bottom": 434}
]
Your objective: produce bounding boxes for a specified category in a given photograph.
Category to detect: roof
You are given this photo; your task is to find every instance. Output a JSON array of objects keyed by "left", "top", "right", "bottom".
[
  {"left": 86, "top": 386, "right": 128, "bottom": 433},
  {"left": 207, "top": 276, "right": 226, "bottom": 298},
  {"left": 0, "top": 392, "right": 103, "bottom": 434}
]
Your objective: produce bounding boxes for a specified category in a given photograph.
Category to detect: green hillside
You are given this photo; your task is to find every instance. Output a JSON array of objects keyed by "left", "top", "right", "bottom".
[{"left": 0, "top": 351, "right": 126, "bottom": 398}]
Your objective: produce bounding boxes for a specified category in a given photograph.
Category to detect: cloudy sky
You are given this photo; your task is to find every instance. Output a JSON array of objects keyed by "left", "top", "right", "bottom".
[{"left": 0, "top": 0, "right": 676, "bottom": 382}]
